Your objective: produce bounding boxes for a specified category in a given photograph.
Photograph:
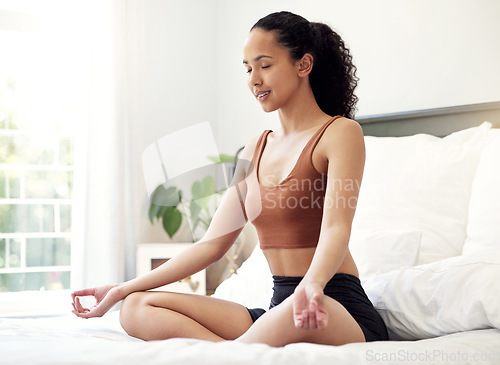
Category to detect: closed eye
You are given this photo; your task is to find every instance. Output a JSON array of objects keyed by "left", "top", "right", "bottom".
[{"left": 245, "top": 65, "right": 270, "bottom": 74}]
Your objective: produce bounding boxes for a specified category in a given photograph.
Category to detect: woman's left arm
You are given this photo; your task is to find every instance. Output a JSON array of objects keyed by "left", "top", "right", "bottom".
[{"left": 293, "top": 118, "right": 366, "bottom": 329}]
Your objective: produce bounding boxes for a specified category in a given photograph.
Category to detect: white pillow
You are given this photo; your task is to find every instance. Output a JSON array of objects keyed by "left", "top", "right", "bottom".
[
  {"left": 349, "top": 229, "right": 421, "bottom": 284},
  {"left": 353, "top": 122, "right": 491, "bottom": 265},
  {"left": 364, "top": 250, "right": 500, "bottom": 340},
  {"left": 463, "top": 129, "right": 500, "bottom": 254},
  {"left": 214, "top": 229, "right": 421, "bottom": 305},
  {"left": 212, "top": 245, "right": 273, "bottom": 309}
]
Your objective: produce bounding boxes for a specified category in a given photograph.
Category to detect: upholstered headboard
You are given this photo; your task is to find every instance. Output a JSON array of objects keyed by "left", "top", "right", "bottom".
[
  {"left": 231, "top": 101, "right": 500, "bottom": 176},
  {"left": 357, "top": 101, "right": 500, "bottom": 137}
]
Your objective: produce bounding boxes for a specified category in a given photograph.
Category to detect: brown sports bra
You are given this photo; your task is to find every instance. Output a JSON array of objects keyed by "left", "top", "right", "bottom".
[{"left": 244, "top": 116, "right": 342, "bottom": 249}]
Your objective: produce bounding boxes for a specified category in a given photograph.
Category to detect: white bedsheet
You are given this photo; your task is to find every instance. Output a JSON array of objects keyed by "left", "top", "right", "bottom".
[{"left": 1, "top": 311, "right": 499, "bottom": 365}]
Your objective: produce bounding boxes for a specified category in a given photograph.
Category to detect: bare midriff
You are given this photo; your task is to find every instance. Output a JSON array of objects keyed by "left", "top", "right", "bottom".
[{"left": 263, "top": 246, "right": 359, "bottom": 278}]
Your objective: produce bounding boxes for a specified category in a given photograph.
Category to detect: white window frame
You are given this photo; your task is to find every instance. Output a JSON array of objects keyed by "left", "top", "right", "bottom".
[
  {"left": 0, "top": 144, "right": 76, "bottom": 317},
  {"left": 0, "top": 3, "right": 88, "bottom": 317}
]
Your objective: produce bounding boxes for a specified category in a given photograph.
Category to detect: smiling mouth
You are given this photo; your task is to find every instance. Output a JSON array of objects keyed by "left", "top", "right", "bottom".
[{"left": 256, "top": 91, "right": 270, "bottom": 101}]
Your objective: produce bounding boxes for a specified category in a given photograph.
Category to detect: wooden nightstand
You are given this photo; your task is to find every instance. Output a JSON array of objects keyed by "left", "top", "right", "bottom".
[{"left": 136, "top": 243, "right": 206, "bottom": 295}]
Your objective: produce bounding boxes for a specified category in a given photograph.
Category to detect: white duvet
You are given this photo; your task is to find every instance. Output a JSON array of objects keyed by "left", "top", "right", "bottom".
[
  {"left": 1, "top": 312, "right": 499, "bottom": 365},
  {"left": 3, "top": 243, "right": 498, "bottom": 365}
]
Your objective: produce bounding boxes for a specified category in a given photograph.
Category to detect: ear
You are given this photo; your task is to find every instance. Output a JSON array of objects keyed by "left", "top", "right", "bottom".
[{"left": 297, "top": 53, "right": 314, "bottom": 77}]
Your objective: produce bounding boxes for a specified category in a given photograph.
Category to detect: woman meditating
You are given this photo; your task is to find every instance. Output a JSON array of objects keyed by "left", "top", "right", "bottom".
[{"left": 72, "top": 11, "right": 388, "bottom": 347}]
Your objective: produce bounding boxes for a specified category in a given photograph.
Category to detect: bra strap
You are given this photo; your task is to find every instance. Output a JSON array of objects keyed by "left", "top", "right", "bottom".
[
  {"left": 251, "top": 129, "right": 272, "bottom": 165},
  {"left": 304, "top": 115, "right": 343, "bottom": 153}
]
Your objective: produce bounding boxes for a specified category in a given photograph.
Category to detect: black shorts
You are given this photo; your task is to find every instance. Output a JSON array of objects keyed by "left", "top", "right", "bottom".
[{"left": 246, "top": 273, "right": 388, "bottom": 342}]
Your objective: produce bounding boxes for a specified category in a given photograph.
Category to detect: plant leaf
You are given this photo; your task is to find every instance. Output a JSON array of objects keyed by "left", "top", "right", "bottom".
[
  {"left": 161, "top": 206, "right": 183, "bottom": 239},
  {"left": 191, "top": 180, "right": 202, "bottom": 200},
  {"left": 219, "top": 153, "right": 235, "bottom": 163},
  {"left": 151, "top": 185, "right": 181, "bottom": 207},
  {"left": 191, "top": 176, "right": 216, "bottom": 210},
  {"left": 202, "top": 175, "right": 216, "bottom": 196},
  {"left": 148, "top": 203, "right": 162, "bottom": 223},
  {"left": 190, "top": 201, "right": 202, "bottom": 221},
  {"left": 207, "top": 153, "right": 233, "bottom": 164}
]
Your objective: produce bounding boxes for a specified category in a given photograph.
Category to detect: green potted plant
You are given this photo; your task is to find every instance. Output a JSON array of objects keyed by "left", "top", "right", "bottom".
[
  {"left": 147, "top": 153, "right": 249, "bottom": 294},
  {"left": 148, "top": 153, "right": 235, "bottom": 241}
]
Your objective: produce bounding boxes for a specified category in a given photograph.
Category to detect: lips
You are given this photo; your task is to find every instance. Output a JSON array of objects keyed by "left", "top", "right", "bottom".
[{"left": 255, "top": 90, "right": 270, "bottom": 102}]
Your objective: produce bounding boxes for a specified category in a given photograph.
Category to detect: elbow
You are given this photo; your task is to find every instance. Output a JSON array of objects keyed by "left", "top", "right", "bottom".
[
  {"left": 319, "top": 224, "right": 351, "bottom": 248},
  {"left": 197, "top": 229, "right": 241, "bottom": 264},
  {"left": 325, "top": 223, "right": 352, "bottom": 238},
  {"left": 194, "top": 240, "right": 225, "bottom": 266}
]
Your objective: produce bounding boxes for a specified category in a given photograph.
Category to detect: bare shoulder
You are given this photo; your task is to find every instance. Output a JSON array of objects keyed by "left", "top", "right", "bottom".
[
  {"left": 326, "top": 116, "right": 364, "bottom": 140},
  {"left": 317, "top": 117, "right": 365, "bottom": 163}
]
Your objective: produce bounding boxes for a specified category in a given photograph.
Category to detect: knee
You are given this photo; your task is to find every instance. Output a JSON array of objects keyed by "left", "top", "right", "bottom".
[{"left": 120, "top": 292, "right": 147, "bottom": 336}]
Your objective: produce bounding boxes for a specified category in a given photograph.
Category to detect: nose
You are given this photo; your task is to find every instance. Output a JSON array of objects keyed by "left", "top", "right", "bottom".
[{"left": 248, "top": 70, "right": 262, "bottom": 87}]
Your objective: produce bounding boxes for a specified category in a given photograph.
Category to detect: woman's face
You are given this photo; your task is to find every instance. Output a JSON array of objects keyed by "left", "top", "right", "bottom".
[{"left": 243, "top": 28, "right": 300, "bottom": 113}]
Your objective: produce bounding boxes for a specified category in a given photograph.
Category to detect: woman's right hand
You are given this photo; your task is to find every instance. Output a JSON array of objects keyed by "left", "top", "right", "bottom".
[{"left": 71, "top": 284, "right": 124, "bottom": 319}]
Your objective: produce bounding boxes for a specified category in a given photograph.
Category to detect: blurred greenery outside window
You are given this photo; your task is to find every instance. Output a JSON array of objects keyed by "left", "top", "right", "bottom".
[{"left": 0, "top": 25, "right": 77, "bottom": 293}]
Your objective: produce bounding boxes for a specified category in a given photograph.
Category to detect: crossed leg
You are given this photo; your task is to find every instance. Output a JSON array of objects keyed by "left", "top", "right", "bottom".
[
  {"left": 120, "top": 291, "right": 365, "bottom": 347},
  {"left": 119, "top": 291, "right": 253, "bottom": 341}
]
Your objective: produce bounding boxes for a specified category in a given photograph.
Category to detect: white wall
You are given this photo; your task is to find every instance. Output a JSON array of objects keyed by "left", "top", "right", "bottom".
[
  {"left": 125, "top": 0, "right": 217, "bottom": 243},
  {"left": 130, "top": 0, "right": 500, "bottom": 243},
  {"left": 212, "top": 0, "right": 500, "bottom": 153}
]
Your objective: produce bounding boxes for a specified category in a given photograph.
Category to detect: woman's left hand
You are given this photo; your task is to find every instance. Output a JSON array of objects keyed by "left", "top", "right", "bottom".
[{"left": 292, "top": 281, "right": 328, "bottom": 330}]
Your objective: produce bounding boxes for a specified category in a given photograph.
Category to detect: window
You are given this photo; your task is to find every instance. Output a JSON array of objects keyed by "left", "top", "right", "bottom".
[
  {"left": 0, "top": 102, "right": 74, "bottom": 292},
  {"left": 0, "top": 4, "right": 88, "bottom": 310}
]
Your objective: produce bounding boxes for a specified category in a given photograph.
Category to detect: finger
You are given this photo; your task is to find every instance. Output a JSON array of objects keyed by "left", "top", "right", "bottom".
[
  {"left": 76, "top": 307, "right": 103, "bottom": 319},
  {"left": 292, "top": 292, "right": 308, "bottom": 328},
  {"left": 316, "top": 310, "right": 328, "bottom": 329},
  {"left": 308, "top": 301, "right": 317, "bottom": 313},
  {"left": 75, "top": 297, "right": 82, "bottom": 312},
  {"left": 301, "top": 310, "right": 310, "bottom": 330},
  {"left": 72, "top": 310, "right": 91, "bottom": 319},
  {"left": 72, "top": 288, "right": 96, "bottom": 297},
  {"left": 308, "top": 292, "right": 326, "bottom": 329},
  {"left": 72, "top": 309, "right": 87, "bottom": 318},
  {"left": 294, "top": 313, "right": 304, "bottom": 328},
  {"left": 75, "top": 297, "right": 86, "bottom": 313},
  {"left": 307, "top": 309, "right": 318, "bottom": 330}
]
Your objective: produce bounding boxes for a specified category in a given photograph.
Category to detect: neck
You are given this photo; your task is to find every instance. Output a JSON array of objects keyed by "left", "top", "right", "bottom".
[{"left": 277, "top": 80, "right": 330, "bottom": 135}]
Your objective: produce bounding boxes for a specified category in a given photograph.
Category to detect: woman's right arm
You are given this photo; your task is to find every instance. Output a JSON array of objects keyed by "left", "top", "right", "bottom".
[
  {"left": 71, "top": 230, "right": 242, "bottom": 318},
  {"left": 71, "top": 139, "right": 257, "bottom": 318}
]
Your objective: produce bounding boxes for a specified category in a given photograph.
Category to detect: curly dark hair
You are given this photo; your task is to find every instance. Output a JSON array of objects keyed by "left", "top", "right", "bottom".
[{"left": 251, "top": 11, "right": 359, "bottom": 119}]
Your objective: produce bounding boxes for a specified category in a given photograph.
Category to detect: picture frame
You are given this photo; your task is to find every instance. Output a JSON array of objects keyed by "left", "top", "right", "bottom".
[{"left": 136, "top": 243, "right": 206, "bottom": 295}]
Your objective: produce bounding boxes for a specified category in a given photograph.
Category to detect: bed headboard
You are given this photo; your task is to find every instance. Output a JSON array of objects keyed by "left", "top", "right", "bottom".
[
  {"left": 357, "top": 101, "right": 500, "bottom": 137},
  {"left": 231, "top": 101, "right": 500, "bottom": 175}
]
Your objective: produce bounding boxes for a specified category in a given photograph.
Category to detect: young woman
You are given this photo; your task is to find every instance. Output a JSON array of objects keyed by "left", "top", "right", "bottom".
[{"left": 71, "top": 11, "right": 388, "bottom": 347}]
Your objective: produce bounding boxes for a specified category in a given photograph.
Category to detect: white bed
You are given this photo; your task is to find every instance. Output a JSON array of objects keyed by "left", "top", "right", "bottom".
[
  {"left": 1, "top": 102, "right": 500, "bottom": 365},
  {"left": 1, "top": 313, "right": 499, "bottom": 365}
]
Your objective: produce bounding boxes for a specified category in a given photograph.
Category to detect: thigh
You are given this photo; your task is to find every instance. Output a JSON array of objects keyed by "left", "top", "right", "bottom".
[
  {"left": 122, "top": 291, "right": 254, "bottom": 340},
  {"left": 236, "top": 295, "right": 365, "bottom": 346}
]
